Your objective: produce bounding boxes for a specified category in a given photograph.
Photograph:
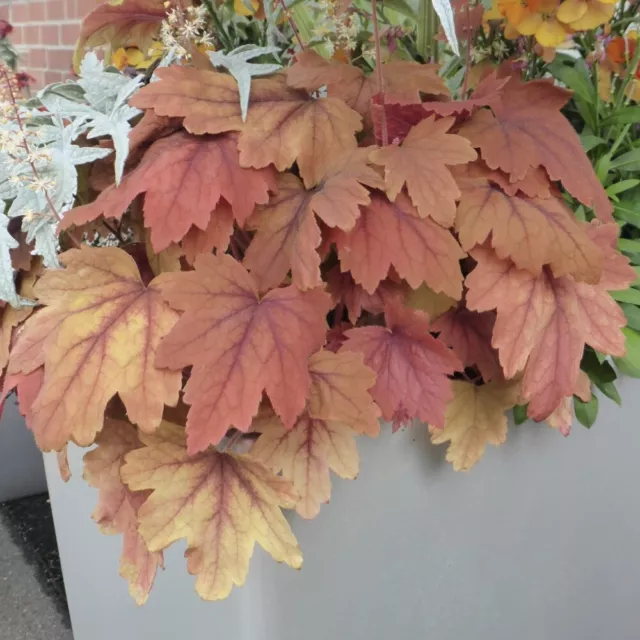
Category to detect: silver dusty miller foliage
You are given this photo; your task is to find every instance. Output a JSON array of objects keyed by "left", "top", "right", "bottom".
[{"left": 0, "top": 53, "right": 142, "bottom": 307}]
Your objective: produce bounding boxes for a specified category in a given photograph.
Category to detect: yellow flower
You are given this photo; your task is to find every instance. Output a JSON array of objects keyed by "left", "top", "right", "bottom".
[
  {"left": 111, "top": 43, "right": 165, "bottom": 71},
  {"left": 483, "top": 0, "right": 504, "bottom": 23},
  {"left": 557, "top": 0, "right": 615, "bottom": 30},
  {"left": 514, "top": 0, "right": 571, "bottom": 47},
  {"left": 234, "top": 0, "right": 264, "bottom": 18},
  {"left": 111, "top": 47, "right": 132, "bottom": 70}
]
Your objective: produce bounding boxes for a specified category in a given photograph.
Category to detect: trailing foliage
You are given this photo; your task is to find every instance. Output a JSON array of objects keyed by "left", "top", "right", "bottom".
[{"left": 0, "top": 0, "right": 638, "bottom": 606}]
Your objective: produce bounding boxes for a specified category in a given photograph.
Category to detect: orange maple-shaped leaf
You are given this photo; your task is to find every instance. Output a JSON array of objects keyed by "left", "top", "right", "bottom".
[
  {"left": 429, "top": 379, "right": 520, "bottom": 471},
  {"left": 546, "top": 371, "right": 591, "bottom": 437},
  {"left": 326, "top": 267, "right": 401, "bottom": 324},
  {"left": 74, "top": 0, "right": 166, "bottom": 70},
  {"left": 342, "top": 299, "right": 462, "bottom": 429},
  {"left": 121, "top": 421, "right": 302, "bottom": 601},
  {"left": 1, "top": 367, "right": 44, "bottom": 429},
  {"left": 370, "top": 74, "right": 508, "bottom": 145},
  {"left": 287, "top": 51, "right": 448, "bottom": 118},
  {"left": 244, "top": 149, "right": 383, "bottom": 290},
  {"left": 459, "top": 78, "right": 612, "bottom": 220},
  {"left": 432, "top": 307, "right": 502, "bottom": 382},
  {"left": 84, "top": 418, "right": 163, "bottom": 605},
  {"left": 0, "top": 266, "right": 39, "bottom": 371},
  {"left": 252, "top": 408, "right": 361, "bottom": 519},
  {"left": 334, "top": 192, "right": 464, "bottom": 297},
  {"left": 466, "top": 234, "right": 634, "bottom": 420},
  {"left": 369, "top": 116, "right": 477, "bottom": 226},
  {"left": 64, "top": 132, "right": 274, "bottom": 252},
  {"left": 420, "top": 73, "right": 508, "bottom": 117},
  {"left": 7, "top": 246, "right": 181, "bottom": 450},
  {"left": 307, "top": 349, "right": 380, "bottom": 437},
  {"left": 131, "top": 68, "right": 362, "bottom": 188},
  {"left": 454, "top": 166, "right": 603, "bottom": 282},
  {"left": 156, "top": 254, "right": 331, "bottom": 452},
  {"left": 181, "top": 201, "right": 234, "bottom": 265},
  {"left": 484, "top": 166, "right": 551, "bottom": 198}
]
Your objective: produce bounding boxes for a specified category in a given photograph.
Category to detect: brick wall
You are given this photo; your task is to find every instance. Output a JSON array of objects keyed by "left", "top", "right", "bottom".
[{"left": 0, "top": 0, "right": 96, "bottom": 87}]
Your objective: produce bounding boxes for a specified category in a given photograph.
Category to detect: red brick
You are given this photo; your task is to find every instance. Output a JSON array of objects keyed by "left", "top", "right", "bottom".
[
  {"left": 10, "top": 26, "right": 22, "bottom": 45},
  {"left": 30, "top": 48, "right": 46, "bottom": 68},
  {"left": 47, "top": 49, "right": 74, "bottom": 72},
  {"left": 28, "top": 2, "right": 45, "bottom": 21},
  {"left": 44, "top": 70, "right": 65, "bottom": 85},
  {"left": 65, "top": 0, "right": 76, "bottom": 19},
  {"left": 40, "top": 25, "right": 59, "bottom": 45},
  {"left": 23, "top": 25, "right": 39, "bottom": 44},
  {"left": 22, "top": 67, "right": 43, "bottom": 87},
  {"left": 46, "top": 0, "right": 66, "bottom": 20},
  {"left": 11, "top": 3, "right": 29, "bottom": 23},
  {"left": 60, "top": 23, "right": 80, "bottom": 46},
  {"left": 77, "top": 0, "right": 97, "bottom": 19}
]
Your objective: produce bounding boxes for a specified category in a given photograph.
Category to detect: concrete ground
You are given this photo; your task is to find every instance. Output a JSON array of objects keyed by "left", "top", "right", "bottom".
[{"left": 0, "top": 495, "right": 72, "bottom": 640}]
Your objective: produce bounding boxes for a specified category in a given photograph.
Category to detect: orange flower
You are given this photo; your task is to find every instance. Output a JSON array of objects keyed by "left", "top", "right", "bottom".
[
  {"left": 511, "top": 0, "right": 571, "bottom": 47},
  {"left": 606, "top": 34, "right": 639, "bottom": 78},
  {"left": 557, "top": 0, "right": 615, "bottom": 30}
]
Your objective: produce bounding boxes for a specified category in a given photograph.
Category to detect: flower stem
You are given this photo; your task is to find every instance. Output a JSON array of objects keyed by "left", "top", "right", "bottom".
[
  {"left": 276, "top": 0, "right": 305, "bottom": 51},
  {"left": 0, "top": 66, "right": 81, "bottom": 249},
  {"left": 370, "top": 0, "right": 388, "bottom": 146}
]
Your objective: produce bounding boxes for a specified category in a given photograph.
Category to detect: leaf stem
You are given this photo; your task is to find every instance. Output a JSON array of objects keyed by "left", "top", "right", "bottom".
[
  {"left": 461, "top": 0, "right": 472, "bottom": 97},
  {"left": 615, "top": 35, "right": 640, "bottom": 109},
  {"left": 0, "top": 66, "right": 81, "bottom": 249},
  {"left": 102, "top": 220, "right": 125, "bottom": 244},
  {"left": 417, "top": 0, "right": 431, "bottom": 60},
  {"left": 370, "top": 0, "right": 388, "bottom": 146},
  {"left": 276, "top": 0, "right": 305, "bottom": 51}
]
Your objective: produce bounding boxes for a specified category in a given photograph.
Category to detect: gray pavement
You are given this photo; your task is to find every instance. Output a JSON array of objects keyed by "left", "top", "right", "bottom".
[{"left": 0, "top": 520, "right": 72, "bottom": 640}]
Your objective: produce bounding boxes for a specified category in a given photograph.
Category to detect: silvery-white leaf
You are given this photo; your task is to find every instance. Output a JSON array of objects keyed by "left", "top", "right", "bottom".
[
  {"left": 109, "top": 120, "right": 131, "bottom": 185},
  {"left": 42, "top": 55, "right": 143, "bottom": 185},
  {"left": 38, "top": 81, "right": 85, "bottom": 104},
  {"left": 0, "top": 213, "right": 21, "bottom": 307},
  {"left": 7, "top": 189, "right": 44, "bottom": 220},
  {"left": 113, "top": 75, "right": 143, "bottom": 110},
  {"left": 39, "top": 93, "right": 95, "bottom": 120},
  {"left": 67, "top": 145, "right": 112, "bottom": 166},
  {"left": 433, "top": 0, "right": 460, "bottom": 56},
  {"left": 24, "top": 216, "right": 59, "bottom": 268},
  {"left": 208, "top": 46, "right": 281, "bottom": 121},
  {"left": 79, "top": 51, "right": 103, "bottom": 77}
]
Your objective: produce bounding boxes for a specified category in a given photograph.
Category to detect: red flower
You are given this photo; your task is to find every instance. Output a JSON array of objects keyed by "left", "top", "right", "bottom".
[
  {"left": 15, "top": 72, "right": 34, "bottom": 89},
  {"left": 0, "top": 20, "right": 13, "bottom": 39}
]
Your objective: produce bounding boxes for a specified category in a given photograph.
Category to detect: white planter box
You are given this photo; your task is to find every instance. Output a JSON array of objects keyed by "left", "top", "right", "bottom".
[
  {"left": 45, "top": 378, "right": 640, "bottom": 640},
  {"left": 0, "top": 397, "right": 46, "bottom": 501}
]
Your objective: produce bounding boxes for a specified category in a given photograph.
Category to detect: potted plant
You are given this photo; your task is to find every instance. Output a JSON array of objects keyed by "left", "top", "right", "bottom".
[{"left": 0, "top": 0, "right": 639, "bottom": 613}]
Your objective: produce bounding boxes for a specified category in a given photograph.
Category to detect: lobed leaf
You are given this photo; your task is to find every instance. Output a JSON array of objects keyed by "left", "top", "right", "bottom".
[
  {"left": 287, "top": 51, "right": 448, "bottom": 119},
  {"left": 342, "top": 299, "right": 462, "bottom": 429},
  {"left": 430, "top": 379, "right": 521, "bottom": 471},
  {"left": 252, "top": 409, "right": 361, "bottom": 519},
  {"left": 7, "top": 246, "right": 182, "bottom": 450},
  {"left": 156, "top": 254, "right": 332, "bottom": 452},
  {"left": 244, "top": 149, "right": 383, "bottom": 291},
  {"left": 454, "top": 164, "right": 604, "bottom": 283},
  {"left": 131, "top": 68, "right": 362, "bottom": 188},
  {"left": 370, "top": 116, "right": 477, "bottom": 227},
  {"left": 74, "top": 0, "right": 166, "bottom": 71},
  {"left": 64, "top": 131, "right": 275, "bottom": 252},
  {"left": 459, "top": 78, "right": 612, "bottom": 220},
  {"left": 121, "top": 421, "right": 302, "bottom": 601},
  {"left": 84, "top": 419, "right": 163, "bottom": 605},
  {"left": 466, "top": 229, "right": 634, "bottom": 421},
  {"left": 334, "top": 192, "right": 464, "bottom": 298}
]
